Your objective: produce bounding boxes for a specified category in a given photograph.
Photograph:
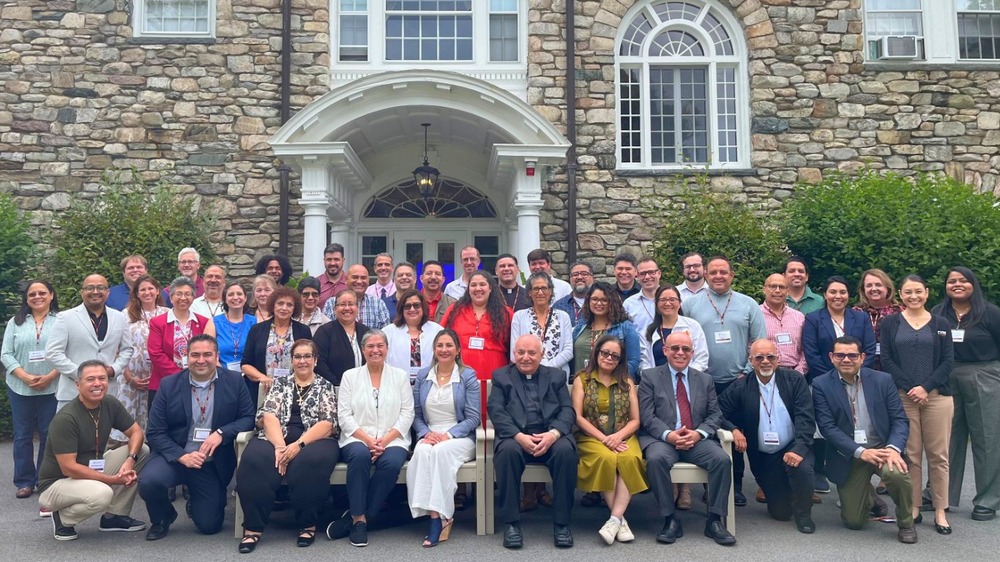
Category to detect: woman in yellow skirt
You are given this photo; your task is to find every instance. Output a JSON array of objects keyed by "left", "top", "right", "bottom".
[{"left": 572, "top": 335, "right": 649, "bottom": 545}]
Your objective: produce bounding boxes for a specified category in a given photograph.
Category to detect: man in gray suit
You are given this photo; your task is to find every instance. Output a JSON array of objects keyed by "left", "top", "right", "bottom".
[
  {"left": 46, "top": 274, "right": 134, "bottom": 410},
  {"left": 639, "top": 331, "right": 736, "bottom": 546}
]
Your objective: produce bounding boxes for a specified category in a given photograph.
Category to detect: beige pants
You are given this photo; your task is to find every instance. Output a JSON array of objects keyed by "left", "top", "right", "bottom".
[
  {"left": 39, "top": 444, "right": 149, "bottom": 526},
  {"left": 900, "top": 390, "right": 953, "bottom": 510}
]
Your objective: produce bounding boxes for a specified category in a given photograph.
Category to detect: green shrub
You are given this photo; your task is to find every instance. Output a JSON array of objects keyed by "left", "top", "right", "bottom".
[
  {"left": 0, "top": 192, "right": 34, "bottom": 439},
  {"left": 782, "top": 170, "right": 1000, "bottom": 299},
  {"left": 44, "top": 169, "right": 217, "bottom": 307},
  {"left": 648, "top": 179, "right": 789, "bottom": 296}
]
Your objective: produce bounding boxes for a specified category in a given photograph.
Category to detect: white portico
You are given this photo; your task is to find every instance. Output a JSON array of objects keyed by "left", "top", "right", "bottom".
[{"left": 269, "top": 70, "right": 570, "bottom": 278}]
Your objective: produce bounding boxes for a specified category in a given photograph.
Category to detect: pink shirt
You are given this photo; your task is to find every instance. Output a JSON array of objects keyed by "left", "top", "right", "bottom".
[{"left": 759, "top": 303, "right": 808, "bottom": 375}]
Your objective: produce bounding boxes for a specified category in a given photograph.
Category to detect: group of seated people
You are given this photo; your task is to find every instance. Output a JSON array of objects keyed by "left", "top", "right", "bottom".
[{"left": 6, "top": 245, "right": 998, "bottom": 551}]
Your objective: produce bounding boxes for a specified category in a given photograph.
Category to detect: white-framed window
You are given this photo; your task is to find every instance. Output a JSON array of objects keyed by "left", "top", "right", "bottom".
[
  {"left": 615, "top": 0, "right": 748, "bottom": 170},
  {"left": 333, "top": 1, "right": 523, "bottom": 66},
  {"left": 863, "top": 1, "right": 1000, "bottom": 62},
  {"left": 133, "top": 0, "right": 216, "bottom": 39}
]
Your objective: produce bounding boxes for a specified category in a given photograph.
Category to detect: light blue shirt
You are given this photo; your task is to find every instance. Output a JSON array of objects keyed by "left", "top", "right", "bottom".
[
  {"left": 623, "top": 292, "right": 656, "bottom": 334},
  {"left": 185, "top": 371, "right": 218, "bottom": 454},
  {"left": 682, "top": 289, "right": 766, "bottom": 384},
  {"left": 661, "top": 365, "right": 708, "bottom": 441},
  {"left": 756, "top": 375, "right": 794, "bottom": 454}
]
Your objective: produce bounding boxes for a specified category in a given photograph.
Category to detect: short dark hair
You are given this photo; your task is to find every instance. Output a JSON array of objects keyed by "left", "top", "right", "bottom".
[
  {"left": 638, "top": 255, "right": 658, "bottom": 266},
  {"left": 393, "top": 261, "right": 416, "bottom": 277},
  {"left": 785, "top": 256, "right": 809, "bottom": 274},
  {"left": 569, "top": 261, "right": 593, "bottom": 274},
  {"left": 324, "top": 243, "right": 344, "bottom": 257},
  {"left": 266, "top": 286, "right": 301, "bottom": 318},
  {"left": 613, "top": 252, "right": 637, "bottom": 268},
  {"left": 526, "top": 249, "right": 551, "bottom": 263},
  {"left": 393, "top": 289, "right": 429, "bottom": 327},
  {"left": 496, "top": 253, "right": 518, "bottom": 264},
  {"left": 680, "top": 252, "right": 703, "bottom": 266},
  {"left": 77, "top": 359, "right": 109, "bottom": 379},
  {"left": 221, "top": 281, "right": 252, "bottom": 314},
  {"left": 188, "top": 334, "right": 219, "bottom": 353},
  {"left": 297, "top": 275, "right": 321, "bottom": 293},
  {"left": 706, "top": 255, "right": 731, "bottom": 269},
  {"left": 821, "top": 275, "right": 851, "bottom": 295},
  {"left": 423, "top": 260, "right": 442, "bottom": 272},
  {"left": 833, "top": 335, "right": 863, "bottom": 353}
]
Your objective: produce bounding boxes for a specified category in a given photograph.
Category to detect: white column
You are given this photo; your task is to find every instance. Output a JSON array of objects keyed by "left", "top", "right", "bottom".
[
  {"left": 512, "top": 161, "right": 543, "bottom": 267},
  {"left": 329, "top": 221, "right": 350, "bottom": 256},
  {"left": 300, "top": 161, "right": 329, "bottom": 277},
  {"left": 507, "top": 220, "right": 518, "bottom": 258}
]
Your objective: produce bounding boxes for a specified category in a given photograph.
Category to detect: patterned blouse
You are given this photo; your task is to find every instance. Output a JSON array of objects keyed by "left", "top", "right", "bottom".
[
  {"left": 126, "top": 307, "right": 169, "bottom": 380},
  {"left": 257, "top": 375, "right": 339, "bottom": 440},
  {"left": 525, "top": 307, "right": 564, "bottom": 362},
  {"left": 264, "top": 324, "right": 293, "bottom": 378},
  {"left": 579, "top": 371, "right": 632, "bottom": 434}
]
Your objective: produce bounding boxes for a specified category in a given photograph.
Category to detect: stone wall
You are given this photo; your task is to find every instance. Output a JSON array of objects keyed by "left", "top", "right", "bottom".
[
  {"left": 0, "top": 0, "right": 331, "bottom": 276},
  {"left": 529, "top": 0, "right": 1000, "bottom": 275}
]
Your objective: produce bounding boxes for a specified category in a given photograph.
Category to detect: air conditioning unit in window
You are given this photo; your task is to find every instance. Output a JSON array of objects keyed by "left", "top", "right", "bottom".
[{"left": 876, "top": 35, "right": 920, "bottom": 60}]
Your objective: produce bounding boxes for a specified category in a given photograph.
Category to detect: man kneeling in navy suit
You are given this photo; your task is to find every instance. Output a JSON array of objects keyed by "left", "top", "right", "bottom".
[{"left": 139, "top": 335, "right": 256, "bottom": 540}]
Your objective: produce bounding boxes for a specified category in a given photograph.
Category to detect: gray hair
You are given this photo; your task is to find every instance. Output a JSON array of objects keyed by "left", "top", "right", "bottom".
[
  {"left": 360, "top": 329, "right": 388, "bottom": 348},
  {"left": 526, "top": 271, "right": 553, "bottom": 290},
  {"left": 177, "top": 247, "right": 200, "bottom": 261},
  {"left": 169, "top": 276, "right": 197, "bottom": 295}
]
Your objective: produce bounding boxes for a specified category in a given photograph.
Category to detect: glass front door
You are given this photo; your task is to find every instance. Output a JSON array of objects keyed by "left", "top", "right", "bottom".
[{"left": 393, "top": 231, "right": 461, "bottom": 289}]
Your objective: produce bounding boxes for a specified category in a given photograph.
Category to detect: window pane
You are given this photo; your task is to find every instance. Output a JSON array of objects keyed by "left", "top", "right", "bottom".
[
  {"left": 142, "top": 0, "right": 211, "bottom": 35},
  {"left": 958, "top": 10, "right": 1000, "bottom": 59},
  {"left": 489, "top": 13, "right": 518, "bottom": 61},
  {"left": 489, "top": 0, "right": 517, "bottom": 11}
]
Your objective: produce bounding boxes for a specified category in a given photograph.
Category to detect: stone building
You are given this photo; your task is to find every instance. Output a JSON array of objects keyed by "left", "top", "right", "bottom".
[{"left": 2, "top": 0, "right": 999, "bottom": 282}]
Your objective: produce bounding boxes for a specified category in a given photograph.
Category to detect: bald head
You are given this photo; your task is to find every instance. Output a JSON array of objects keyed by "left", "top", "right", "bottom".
[
  {"left": 749, "top": 338, "right": 779, "bottom": 379},
  {"left": 763, "top": 273, "right": 789, "bottom": 308},
  {"left": 664, "top": 331, "right": 694, "bottom": 372},
  {"left": 348, "top": 264, "right": 370, "bottom": 295},
  {"left": 513, "top": 334, "right": 543, "bottom": 376}
]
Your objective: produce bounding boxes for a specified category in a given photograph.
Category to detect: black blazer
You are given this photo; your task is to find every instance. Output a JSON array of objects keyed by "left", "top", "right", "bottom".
[
  {"left": 718, "top": 368, "right": 815, "bottom": 458},
  {"left": 145, "top": 367, "right": 256, "bottom": 483},
  {"left": 241, "top": 319, "right": 312, "bottom": 398},
  {"left": 487, "top": 364, "right": 576, "bottom": 443},
  {"left": 314, "top": 320, "right": 369, "bottom": 385},
  {"left": 878, "top": 313, "right": 954, "bottom": 395}
]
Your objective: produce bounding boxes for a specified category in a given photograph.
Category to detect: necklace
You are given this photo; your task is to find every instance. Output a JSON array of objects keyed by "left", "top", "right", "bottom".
[{"left": 295, "top": 381, "right": 313, "bottom": 403}]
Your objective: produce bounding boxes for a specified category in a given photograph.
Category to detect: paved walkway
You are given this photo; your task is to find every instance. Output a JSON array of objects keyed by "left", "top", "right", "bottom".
[{"left": 1, "top": 441, "right": 996, "bottom": 561}]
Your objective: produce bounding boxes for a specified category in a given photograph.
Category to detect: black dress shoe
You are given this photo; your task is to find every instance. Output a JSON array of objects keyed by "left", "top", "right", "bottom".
[
  {"left": 972, "top": 506, "right": 996, "bottom": 521},
  {"left": 704, "top": 519, "right": 736, "bottom": 546},
  {"left": 935, "top": 523, "right": 952, "bottom": 535},
  {"left": 503, "top": 523, "right": 523, "bottom": 549},
  {"left": 553, "top": 524, "right": 573, "bottom": 548},
  {"left": 656, "top": 517, "right": 683, "bottom": 544},
  {"left": 795, "top": 516, "right": 816, "bottom": 534},
  {"left": 167, "top": 487, "right": 176, "bottom": 502},
  {"left": 146, "top": 509, "right": 177, "bottom": 541},
  {"left": 871, "top": 496, "right": 889, "bottom": 518},
  {"left": 734, "top": 491, "right": 747, "bottom": 507},
  {"left": 913, "top": 513, "right": 923, "bottom": 524}
]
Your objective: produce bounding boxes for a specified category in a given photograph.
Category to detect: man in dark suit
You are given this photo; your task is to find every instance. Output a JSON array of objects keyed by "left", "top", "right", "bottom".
[
  {"left": 720, "top": 339, "right": 816, "bottom": 533},
  {"left": 488, "top": 334, "right": 578, "bottom": 549},
  {"left": 812, "top": 335, "right": 916, "bottom": 544},
  {"left": 139, "top": 335, "right": 256, "bottom": 540},
  {"left": 639, "top": 331, "right": 736, "bottom": 546}
]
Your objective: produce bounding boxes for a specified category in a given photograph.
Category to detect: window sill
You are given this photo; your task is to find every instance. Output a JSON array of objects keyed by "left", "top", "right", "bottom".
[
  {"left": 128, "top": 37, "right": 217, "bottom": 46},
  {"left": 616, "top": 168, "right": 758, "bottom": 177},
  {"left": 863, "top": 61, "right": 1000, "bottom": 72}
]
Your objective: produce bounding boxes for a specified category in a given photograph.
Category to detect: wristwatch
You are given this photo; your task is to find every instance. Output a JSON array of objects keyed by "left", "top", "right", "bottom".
[
  {"left": 129, "top": 453, "right": 140, "bottom": 462},
  {"left": 215, "top": 428, "right": 223, "bottom": 436},
  {"left": 298, "top": 441, "right": 307, "bottom": 450}
]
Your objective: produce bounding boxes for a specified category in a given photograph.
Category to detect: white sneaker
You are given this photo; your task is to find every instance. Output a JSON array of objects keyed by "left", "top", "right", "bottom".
[
  {"left": 616, "top": 518, "right": 635, "bottom": 542},
  {"left": 598, "top": 518, "right": 620, "bottom": 545}
]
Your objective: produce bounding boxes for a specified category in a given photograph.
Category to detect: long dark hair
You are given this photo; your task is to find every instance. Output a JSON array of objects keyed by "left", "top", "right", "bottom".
[
  {"left": 932, "top": 266, "right": 988, "bottom": 328},
  {"left": 393, "top": 289, "right": 429, "bottom": 328},
  {"left": 446, "top": 270, "right": 510, "bottom": 347},
  {"left": 582, "top": 281, "right": 629, "bottom": 327},
  {"left": 14, "top": 280, "right": 59, "bottom": 326},
  {"left": 646, "top": 284, "right": 682, "bottom": 342},
  {"left": 221, "top": 281, "right": 252, "bottom": 314},
  {"left": 579, "top": 335, "right": 630, "bottom": 387},
  {"left": 254, "top": 254, "right": 293, "bottom": 285},
  {"left": 125, "top": 274, "right": 165, "bottom": 323}
]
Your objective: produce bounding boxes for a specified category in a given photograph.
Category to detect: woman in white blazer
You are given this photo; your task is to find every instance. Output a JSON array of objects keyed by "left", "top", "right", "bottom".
[
  {"left": 382, "top": 290, "right": 444, "bottom": 385},
  {"left": 333, "top": 329, "right": 414, "bottom": 547},
  {"left": 639, "top": 284, "right": 709, "bottom": 371}
]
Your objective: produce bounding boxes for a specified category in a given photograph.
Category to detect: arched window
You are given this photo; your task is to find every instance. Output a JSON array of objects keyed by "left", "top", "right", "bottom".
[
  {"left": 617, "top": 0, "right": 748, "bottom": 169},
  {"left": 363, "top": 178, "right": 497, "bottom": 219}
]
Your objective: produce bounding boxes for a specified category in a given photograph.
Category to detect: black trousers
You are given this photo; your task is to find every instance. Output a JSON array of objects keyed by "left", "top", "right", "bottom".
[
  {"left": 715, "top": 379, "right": 745, "bottom": 491},
  {"left": 495, "top": 437, "right": 578, "bottom": 525},
  {"left": 138, "top": 453, "right": 228, "bottom": 534},
  {"left": 748, "top": 447, "right": 815, "bottom": 521},
  {"left": 644, "top": 438, "right": 732, "bottom": 518},
  {"left": 235, "top": 438, "right": 339, "bottom": 531}
]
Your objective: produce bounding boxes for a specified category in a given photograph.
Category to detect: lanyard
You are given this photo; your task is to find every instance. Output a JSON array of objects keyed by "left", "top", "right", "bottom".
[
  {"left": 572, "top": 299, "right": 583, "bottom": 321},
  {"left": 205, "top": 301, "right": 222, "bottom": 318},
  {"left": 707, "top": 292, "right": 733, "bottom": 324},
  {"left": 759, "top": 381, "right": 777, "bottom": 429},
  {"left": 86, "top": 406, "right": 102, "bottom": 460},
  {"left": 639, "top": 296, "right": 655, "bottom": 324},
  {"left": 843, "top": 376, "right": 861, "bottom": 426},
  {"left": 473, "top": 309, "right": 485, "bottom": 337},
  {"left": 764, "top": 303, "right": 785, "bottom": 328},
  {"left": 590, "top": 327, "right": 605, "bottom": 356},
  {"left": 534, "top": 309, "right": 554, "bottom": 345},
  {"left": 192, "top": 381, "right": 214, "bottom": 426},
  {"left": 89, "top": 312, "right": 106, "bottom": 340},
  {"left": 227, "top": 317, "right": 247, "bottom": 363}
]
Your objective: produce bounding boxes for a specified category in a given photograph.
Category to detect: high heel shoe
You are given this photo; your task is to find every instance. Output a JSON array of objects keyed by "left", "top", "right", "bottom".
[
  {"left": 439, "top": 518, "right": 454, "bottom": 542},
  {"left": 423, "top": 517, "right": 443, "bottom": 548}
]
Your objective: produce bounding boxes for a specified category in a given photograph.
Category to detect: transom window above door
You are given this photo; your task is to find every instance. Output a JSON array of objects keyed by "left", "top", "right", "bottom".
[{"left": 363, "top": 178, "right": 498, "bottom": 219}]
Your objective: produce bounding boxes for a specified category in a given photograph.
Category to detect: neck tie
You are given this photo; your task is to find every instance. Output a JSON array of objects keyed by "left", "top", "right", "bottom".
[
  {"left": 381, "top": 287, "right": 387, "bottom": 299},
  {"left": 676, "top": 373, "right": 694, "bottom": 429}
]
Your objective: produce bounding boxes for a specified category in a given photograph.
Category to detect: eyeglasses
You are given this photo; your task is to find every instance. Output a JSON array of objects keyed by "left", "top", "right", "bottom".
[
  {"left": 530, "top": 286, "right": 551, "bottom": 293},
  {"left": 832, "top": 352, "right": 861, "bottom": 361},
  {"left": 765, "top": 284, "right": 788, "bottom": 290},
  {"left": 402, "top": 303, "right": 422, "bottom": 310},
  {"left": 667, "top": 345, "right": 693, "bottom": 353},
  {"left": 292, "top": 354, "right": 314, "bottom": 360},
  {"left": 335, "top": 302, "right": 357, "bottom": 309},
  {"left": 570, "top": 272, "right": 593, "bottom": 278},
  {"left": 590, "top": 298, "right": 609, "bottom": 305},
  {"left": 27, "top": 291, "right": 50, "bottom": 298},
  {"left": 751, "top": 354, "right": 778, "bottom": 362},
  {"left": 637, "top": 270, "right": 660, "bottom": 277},
  {"left": 683, "top": 264, "right": 703, "bottom": 270},
  {"left": 598, "top": 349, "right": 622, "bottom": 361},
  {"left": 82, "top": 285, "right": 109, "bottom": 293},
  {"left": 178, "top": 260, "right": 198, "bottom": 265},
  {"left": 657, "top": 297, "right": 680, "bottom": 304},
  {"left": 172, "top": 292, "right": 194, "bottom": 299},
  {"left": 461, "top": 257, "right": 479, "bottom": 263},
  {"left": 300, "top": 291, "right": 319, "bottom": 298}
]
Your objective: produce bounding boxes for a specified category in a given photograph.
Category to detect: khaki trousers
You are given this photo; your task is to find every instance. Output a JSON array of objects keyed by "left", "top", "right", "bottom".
[
  {"left": 900, "top": 389, "right": 953, "bottom": 510},
  {"left": 838, "top": 457, "right": 913, "bottom": 530},
  {"left": 39, "top": 444, "right": 149, "bottom": 526}
]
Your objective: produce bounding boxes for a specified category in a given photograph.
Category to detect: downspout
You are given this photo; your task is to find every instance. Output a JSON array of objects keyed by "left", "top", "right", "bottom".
[
  {"left": 277, "top": 0, "right": 292, "bottom": 256},
  {"left": 565, "top": 0, "right": 578, "bottom": 265}
]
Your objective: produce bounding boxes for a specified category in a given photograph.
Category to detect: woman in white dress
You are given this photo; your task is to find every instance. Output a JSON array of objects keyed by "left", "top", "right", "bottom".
[
  {"left": 383, "top": 290, "right": 443, "bottom": 384},
  {"left": 406, "top": 328, "right": 480, "bottom": 547},
  {"left": 119, "top": 274, "right": 169, "bottom": 427}
]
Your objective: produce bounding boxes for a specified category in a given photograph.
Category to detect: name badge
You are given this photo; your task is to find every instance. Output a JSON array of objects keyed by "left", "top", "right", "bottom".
[
  {"left": 181, "top": 356, "right": 189, "bottom": 368},
  {"left": 775, "top": 333, "right": 792, "bottom": 345},
  {"left": 408, "top": 366, "right": 420, "bottom": 386},
  {"left": 193, "top": 428, "right": 212, "bottom": 442},
  {"left": 468, "top": 337, "right": 485, "bottom": 350},
  {"left": 273, "top": 368, "right": 291, "bottom": 378},
  {"left": 28, "top": 350, "right": 46, "bottom": 363},
  {"left": 762, "top": 431, "right": 780, "bottom": 446},
  {"left": 875, "top": 343, "right": 881, "bottom": 356},
  {"left": 952, "top": 329, "right": 965, "bottom": 343},
  {"left": 226, "top": 361, "right": 242, "bottom": 372},
  {"left": 854, "top": 429, "right": 868, "bottom": 444},
  {"left": 88, "top": 459, "right": 106, "bottom": 472},
  {"left": 143, "top": 350, "right": 150, "bottom": 361},
  {"left": 714, "top": 330, "right": 732, "bottom": 344}
]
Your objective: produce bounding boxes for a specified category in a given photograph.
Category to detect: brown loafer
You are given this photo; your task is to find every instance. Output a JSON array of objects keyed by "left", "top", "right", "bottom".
[
  {"left": 676, "top": 484, "right": 692, "bottom": 510},
  {"left": 898, "top": 526, "right": 918, "bottom": 544},
  {"left": 15, "top": 487, "right": 33, "bottom": 499},
  {"left": 812, "top": 493, "right": 822, "bottom": 504},
  {"left": 756, "top": 488, "right": 766, "bottom": 503}
]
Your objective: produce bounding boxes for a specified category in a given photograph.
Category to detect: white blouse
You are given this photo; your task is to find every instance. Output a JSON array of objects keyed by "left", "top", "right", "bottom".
[
  {"left": 383, "top": 321, "right": 444, "bottom": 377},
  {"left": 338, "top": 363, "right": 414, "bottom": 450}
]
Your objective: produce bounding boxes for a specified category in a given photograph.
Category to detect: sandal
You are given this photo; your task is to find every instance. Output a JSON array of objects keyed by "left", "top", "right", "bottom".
[
  {"left": 239, "top": 532, "right": 262, "bottom": 554},
  {"left": 297, "top": 528, "right": 316, "bottom": 547},
  {"left": 439, "top": 518, "right": 454, "bottom": 542},
  {"left": 423, "top": 517, "right": 443, "bottom": 547}
]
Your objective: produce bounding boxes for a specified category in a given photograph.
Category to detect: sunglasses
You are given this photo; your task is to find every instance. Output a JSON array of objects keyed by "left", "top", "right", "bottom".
[{"left": 598, "top": 349, "right": 622, "bottom": 361}]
